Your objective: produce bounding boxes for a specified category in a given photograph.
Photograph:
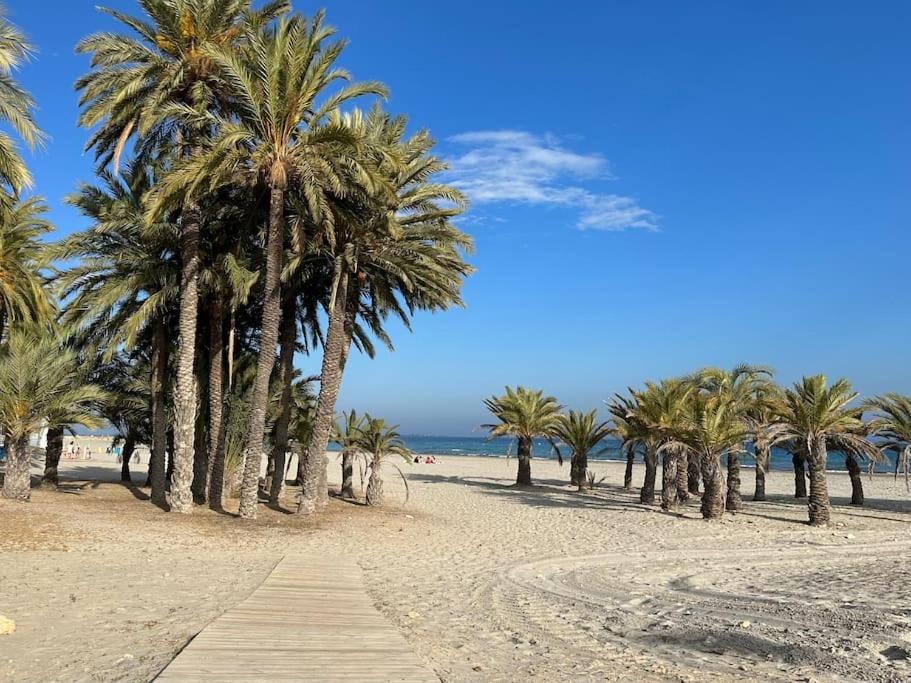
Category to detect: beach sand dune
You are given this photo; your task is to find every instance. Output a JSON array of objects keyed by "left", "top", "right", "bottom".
[{"left": 2, "top": 455, "right": 910, "bottom": 681}]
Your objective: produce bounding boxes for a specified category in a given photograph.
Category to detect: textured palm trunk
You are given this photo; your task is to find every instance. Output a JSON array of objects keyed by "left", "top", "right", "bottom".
[
  {"left": 793, "top": 452, "right": 808, "bottom": 499},
  {"left": 753, "top": 445, "right": 769, "bottom": 501},
  {"left": 41, "top": 425, "right": 64, "bottom": 488},
  {"left": 191, "top": 405, "right": 208, "bottom": 503},
  {"left": 806, "top": 436, "right": 831, "bottom": 526},
  {"left": 365, "top": 463, "right": 383, "bottom": 506},
  {"left": 700, "top": 452, "right": 725, "bottom": 520},
  {"left": 150, "top": 319, "right": 169, "bottom": 505},
  {"left": 623, "top": 448, "right": 634, "bottom": 490},
  {"left": 238, "top": 186, "right": 285, "bottom": 520},
  {"left": 640, "top": 446, "right": 657, "bottom": 504},
  {"left": 688, "top": 456, "right": 701, "bottom": 494},
  {"left": 725, "top": 451, "right": 743, "bottom": 511},
  {"left": 269, "top": 296, "right": 297, "bottom": 505},
  {"left": 170, "top": 199, "right": 202, "bottom": 514},
  {"left": 845, "top": 453, "right": 864, "bottom": 506},
  {"left": 516, "top": 436, "right": 533, "bottom": 486},
  {"left": 207, "top": 294, "right": 227, "bottom": 510},
  {"left": 120, "top": 431, "right": 136, "bottom": 483},
  {"left": 298, "top": 261, "right": 349, "bottom": 515},
  {"left": 570, "top": 452, "right": 587, "bottom": 489},
  {"left": 1, "top": 435, "right": 31, "bottom": 500},
  {"left": 661, "top": 450, "right": 677, "bottom": 511},
  {"left": 675, "top": 449, "right": 689, "bottom": 503},
  {"left": 340, "top": 449, "right": 355, "bottom": 499}
]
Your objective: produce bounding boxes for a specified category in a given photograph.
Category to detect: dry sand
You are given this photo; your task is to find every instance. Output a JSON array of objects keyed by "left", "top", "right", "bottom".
[{"left": 2, "top": 454, "right": 911, "bottom": 682}]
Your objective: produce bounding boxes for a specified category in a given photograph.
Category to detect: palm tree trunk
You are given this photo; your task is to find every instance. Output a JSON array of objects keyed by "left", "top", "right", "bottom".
[
  {"left": 700, "top": 452, "right": 725, "bottom": 520},
  {"left": 807, "top": 436, "right": 831, "bottom": 526},
  {"left": 365, "top": 464, "right": 383, "bottom": 506},
  {"left": 238, "top": 186, "right": 285, "bottom": 520},
  {"left": 661, "top": 450, "right": 677, "bottom": 511},
  {"left": 1, "top": 435, "right": 31, "bottom": 500},
  {"left": 170, "top": 200, "right": 202, "bottom": 514},
  {"left": 676, "top": 449, "right": 689, "bottom": 503},
  {"left": 120, "top": 431, "right": 136, "bottom": 483},
  {"left": 207, "top": 294, "right": 227, "bottom": 510},
  {"left": 725, "top": 451, "right": 743, "bottom": 511},
  {"left": 845, "top": 453, "right": 864, "bottom": 506},
  {"left": 298, "top": 260, "right": 349, "bottom": 515},
  {"left": 41, "top": 425, "right": 64, "bottom": 488},
  {"left": 269, "top": 295, "right": 297, "bottom": 505},
  {"left": 753, "top": 445, "right": 769, "bottom": 501},
  {"left": 192, "top": 404, "right": 208, "bottom": 502},
  {"left": 793, "top": 452, "right": 808, "bottom": 499},
  {"left": 516, "top": 436, "right": 533, "bottom": 485},
  {"left": 623, "top": 447, "right": 634, "bottom": 490},
  {"left": 570, "top": 452, "right": 586, "bottom": 489},
  {"left": 640, "top": 445, "right": 657, "bottom": 504},
  {"left": 688, "top": 456, "right": 701, "bottom": 494},
  {"left": 340, "top": 449, "right": 355, "bottom": 498},
  {"left": 149, "top": 319, "right": 169, "bottom": 507}
]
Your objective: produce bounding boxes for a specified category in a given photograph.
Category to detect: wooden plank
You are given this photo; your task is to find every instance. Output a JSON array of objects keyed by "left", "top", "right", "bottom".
[{"left": 156, "top": 555, "right": 436, "bottom": 682}]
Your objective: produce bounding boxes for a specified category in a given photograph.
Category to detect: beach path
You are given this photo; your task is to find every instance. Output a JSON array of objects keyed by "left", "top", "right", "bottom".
[{"left": 156, "top": 554, "right": 437, "bottom": 682}]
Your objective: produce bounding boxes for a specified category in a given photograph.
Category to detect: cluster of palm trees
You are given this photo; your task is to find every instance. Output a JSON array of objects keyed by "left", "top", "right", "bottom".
[
  {"left": 485, "top": 368, "right": 911, "bottom": 526},
  {"left": 0, "top": 2, "right": 472, "bottom": 518}
]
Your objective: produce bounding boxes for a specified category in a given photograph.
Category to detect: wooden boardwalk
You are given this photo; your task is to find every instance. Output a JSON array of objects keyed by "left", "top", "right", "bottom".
[{"left": 157, "top": 555, "right": 437, "bottom": 682}]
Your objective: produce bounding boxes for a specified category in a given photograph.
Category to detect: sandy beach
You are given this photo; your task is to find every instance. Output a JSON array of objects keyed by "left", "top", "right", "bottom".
[{"left": 2, "top": 454, "right": 911, "bottom": 682}]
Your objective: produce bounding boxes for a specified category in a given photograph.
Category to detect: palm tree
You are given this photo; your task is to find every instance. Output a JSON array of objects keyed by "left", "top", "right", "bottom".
[
  {"left": 333, "top": 409, "right": 366, "bottom": 499},
  {"left": 54, "top": 162, "right": 177, "bottom": 507},
  {"left": 776, "top": 376, "right": 875, "bottom": 525},
  {"left": 743, "top": 384, "right": 784, "bottom": 501},
  {"left": 0, "top": 196, "right": 53, "bottom": 338},
  {"left": 483, "top": 386, "right": 562, "bottom": 486},
  {"left": 551, "top": 410, "right": 611, "bottom": 490},
  {"left": 353, "top": 415, "right": 411, "bottom": 506},
  {"left": 0, "top": 8, "right": 43, "bottom": 195},
  {"left": 607, "top": 392, "right": 660, "bottom": 503},
  {"left": 295, "top": 108, "right": 472, "bottom": 514},
  {"left": 152, "top": 13, "right": 386, "bottom": 519},
  {"left": 629, "top": 378, "right": 694, "bottom": 510},
  {"left": 695, "top": 364, "right": 774, "bottom": 511},
  {"left": 0, "top": 328, "right": 106, "bottom": 500},
  {"left": 863, "top": 394, "right": 911, "bottom": 496},
  {"left": 75, "top": 0, "right": 289, "bottom": 514}
]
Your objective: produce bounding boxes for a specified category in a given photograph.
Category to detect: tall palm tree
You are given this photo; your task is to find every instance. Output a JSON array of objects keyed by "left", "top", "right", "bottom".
[
  {"left": 353, "top": 415, "right": 412, "bottom": 507},
  {"left": 551, "top": 410, "right": 611, "bottom": 491},
  {"left": 483, "top": 386, "right": 562, "bottom": 486},
  {"left": 863, "top": 393, "right": 911, "bottom": 495},
  {"left": 333, "top": 409, "right": 366, "bottom": 500},
  {"left": 75, "top": 0, "right": 289, "bottom": 514},
  {"left": 295, "top": 108, "right": 472, "bottom": 514},
  {"left": 0, "top": 196, "right": 53, "bottom": 338},
  {"left": 152, "top": 13, "right": 386, "bottom": 519},
  {"left": 776, "top": 376, "right": 875, "bottom": 526},
  {"left": 607, "top": 392, "right": 660, "bottom": 503},
  {"left": 54, "top": 162, "right": 177, "bottom": 507},
  {"left": 0, "top": 328, "right": 106, "bottom": 500},
  {"left": 0, "top": 8, "right": 43, "bottom": 195}
]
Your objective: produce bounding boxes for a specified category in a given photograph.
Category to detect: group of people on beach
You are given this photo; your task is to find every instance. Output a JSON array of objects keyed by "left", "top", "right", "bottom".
[{"left": 413, "top": 455, "right": 440, "bottom": 464}]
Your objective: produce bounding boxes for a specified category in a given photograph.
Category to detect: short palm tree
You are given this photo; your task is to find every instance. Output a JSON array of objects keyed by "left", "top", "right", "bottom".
[
  {"left": 354, "top": 415, "right": 411, "bottom": 507},
  {"left": 333, "top": 409, "right": 366, "bottom": 499},
  {"left": 483, "top": 386, "right": 562, "bottom": 486},
  {"left": 0, "top": 8, "right": 43, "bottom": 194},
  {"left": 0, "top": 328, "right": 106, "bottom": 500},
  {"left": 743, "top": 384, "right": 785, "bottom": 501},
  {"left": 0, "top": 196, "right": 53, "bottom": 337},
  {"left": 776, "top": 376, "right": 875, "bottom": 525},
  {"left": 551, "top": 410, "right": 611, "bottom": 491},
  {"left": 864, "top": 393, "right": 911, "bottom": 494}
]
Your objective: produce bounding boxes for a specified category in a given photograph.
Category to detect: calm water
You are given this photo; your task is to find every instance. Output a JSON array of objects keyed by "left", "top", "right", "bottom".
[{"left": 329, "top": 435, "right": 896, "bottom": 474}]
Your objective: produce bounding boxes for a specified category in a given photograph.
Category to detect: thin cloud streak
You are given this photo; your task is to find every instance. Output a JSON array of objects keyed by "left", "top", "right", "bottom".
[{"left": 446, "top": 130, "right": 657, "bottom": 231}]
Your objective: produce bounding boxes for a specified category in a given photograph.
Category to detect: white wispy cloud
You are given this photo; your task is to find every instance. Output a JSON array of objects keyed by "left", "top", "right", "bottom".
[{"left": 445, "top": 130, "right": 657, "bottom": 231}]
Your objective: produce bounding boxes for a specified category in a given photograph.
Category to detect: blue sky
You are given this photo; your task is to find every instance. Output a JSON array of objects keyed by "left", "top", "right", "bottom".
[{"left": 7, "top": 1, "right": 911, "bottom": 434}]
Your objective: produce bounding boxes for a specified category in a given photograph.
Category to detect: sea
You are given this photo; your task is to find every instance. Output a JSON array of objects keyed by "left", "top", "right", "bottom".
[{"left": 328, "top": 435, "right": 899, "bottom": 474}]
